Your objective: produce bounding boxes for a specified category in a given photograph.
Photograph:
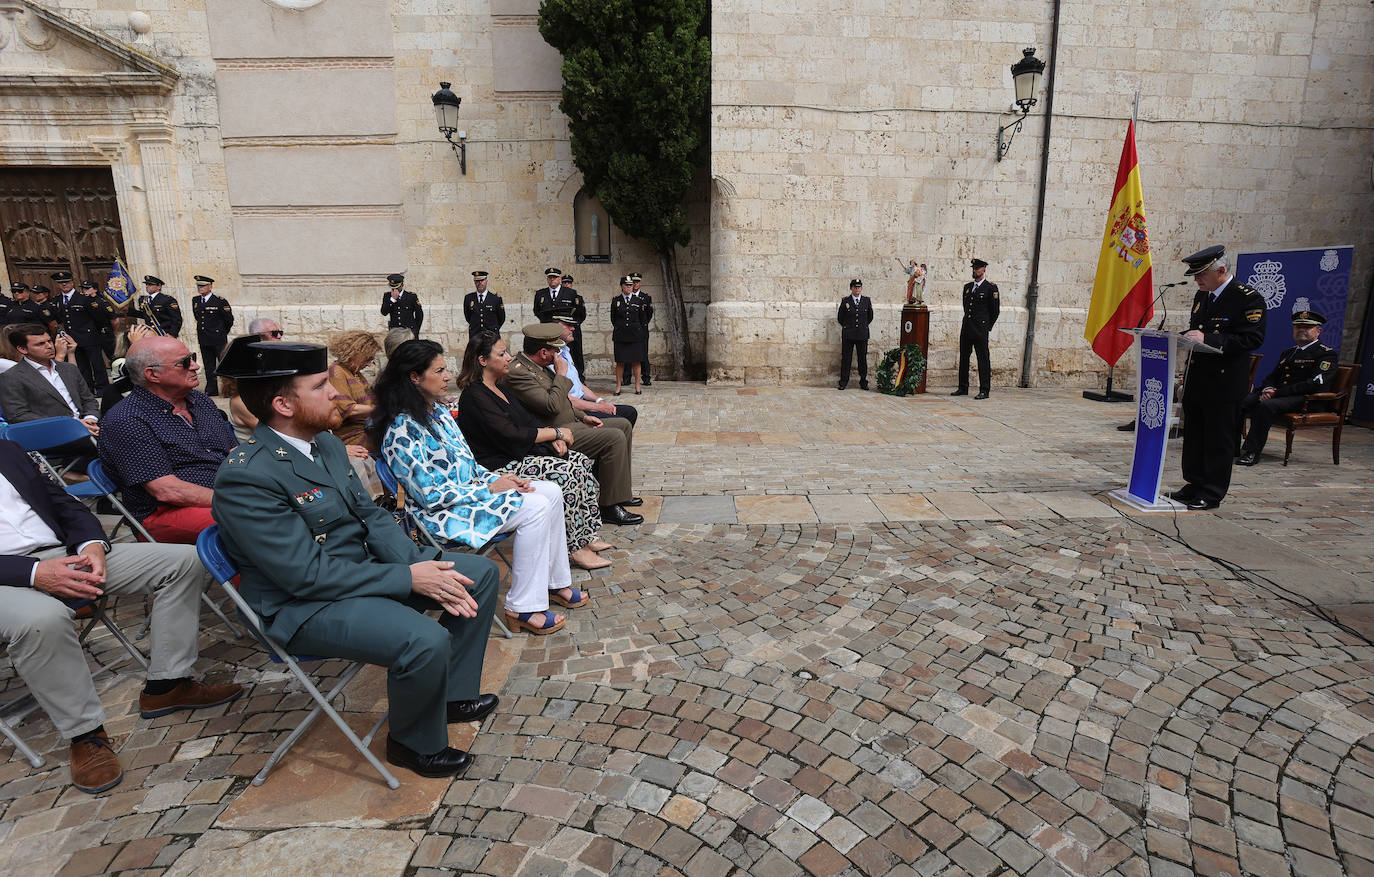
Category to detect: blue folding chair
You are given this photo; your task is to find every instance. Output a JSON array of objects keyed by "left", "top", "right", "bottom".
[
  {"left": 195, "top": 527, "right": 399, "bottom": 789},
  {"left": 3, "top": 416, "right": 96, "bottom": 480},
  {"left": 84, "top": 461, "right": 244, "bottom": 640},
  {"left": 375, "top": 458, "right": 513, "bottom": 639}
]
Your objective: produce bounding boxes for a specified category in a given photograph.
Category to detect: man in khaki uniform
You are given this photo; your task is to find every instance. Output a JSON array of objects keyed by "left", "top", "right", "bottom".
[{"left": 501, "top": 323, "right": 642, "bottom": 525}]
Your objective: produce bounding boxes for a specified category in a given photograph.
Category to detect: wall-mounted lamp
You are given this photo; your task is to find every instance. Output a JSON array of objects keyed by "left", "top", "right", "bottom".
[
  {"left": 432, "top": 81, "right": 466, "bottom": 174},
  {"left": 995, "top": 48, "right": 1046, "bottom": 162}
]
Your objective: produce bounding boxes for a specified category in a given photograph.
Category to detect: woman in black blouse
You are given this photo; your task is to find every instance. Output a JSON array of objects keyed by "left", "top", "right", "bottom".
[{"left": 457, "top": 331, "right": 612, "bottom": 570}]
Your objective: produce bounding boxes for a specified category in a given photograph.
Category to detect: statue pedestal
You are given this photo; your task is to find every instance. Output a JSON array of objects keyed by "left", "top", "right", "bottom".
[{"left": 899, "top": 304, "right": 929, "bottom": 394}]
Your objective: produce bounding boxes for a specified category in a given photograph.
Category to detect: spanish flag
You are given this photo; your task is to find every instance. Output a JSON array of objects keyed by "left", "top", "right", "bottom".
[{"left": 1084, "top": 121, "right": 1154, "bottom": 366}]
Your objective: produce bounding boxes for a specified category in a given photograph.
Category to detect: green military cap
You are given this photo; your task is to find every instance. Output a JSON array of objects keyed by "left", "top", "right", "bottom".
[{"left": 522, "top": 322, "right": 566, "bottom": 347}]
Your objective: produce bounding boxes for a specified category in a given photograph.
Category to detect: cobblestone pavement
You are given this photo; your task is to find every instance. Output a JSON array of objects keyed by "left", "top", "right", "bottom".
[{"left": 2, "top": 385, "right": 1373, "bottom": 876}]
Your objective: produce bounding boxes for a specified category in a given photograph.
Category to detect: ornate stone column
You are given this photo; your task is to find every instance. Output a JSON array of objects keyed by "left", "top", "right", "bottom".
[
  {"left": 89, "top": 136, "right": 156, "bottom": 275},
  {"left": 130, "top": 120, "right": 193, "bottom": 299}
]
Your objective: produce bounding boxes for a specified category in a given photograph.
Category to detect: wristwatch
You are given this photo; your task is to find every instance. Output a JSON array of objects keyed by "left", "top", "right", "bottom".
[
  {"left": 594, "top": 397, "right": 603, "bottom": 404},
  {"left": 554, "top": 428, "right": 564, "bottom": 441}
]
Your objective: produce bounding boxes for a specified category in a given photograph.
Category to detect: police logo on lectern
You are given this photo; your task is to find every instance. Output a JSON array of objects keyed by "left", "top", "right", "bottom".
[{"left": 1141, "top": 377, "right": 1167, "bottom": 430}]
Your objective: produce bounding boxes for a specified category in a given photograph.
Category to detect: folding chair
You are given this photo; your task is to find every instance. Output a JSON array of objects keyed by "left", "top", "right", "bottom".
[
  {"left": 85, "top": 460, "right": 243, "bottom": 640},
  {"left": 1, "top": 592, "right": 149, "bottom": 768},
  {"left": 3, "top": 416, "right": 96, "bottom": 480},
  {"left": 195, "top": 526, "right": 400, "bottom": 789},
  {"left": 375, "top": 458, "right": 513, "bottom": 639}
]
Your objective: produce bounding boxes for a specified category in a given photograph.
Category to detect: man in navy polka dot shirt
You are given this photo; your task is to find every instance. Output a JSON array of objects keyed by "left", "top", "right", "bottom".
[{"left": 97, "top": 336, "right": 237, "bottom": 542}]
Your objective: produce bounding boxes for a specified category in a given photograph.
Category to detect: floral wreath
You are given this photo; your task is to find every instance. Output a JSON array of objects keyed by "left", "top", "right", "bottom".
[{"left": 875, "top": 343, "right": 926, "bottom": 397}]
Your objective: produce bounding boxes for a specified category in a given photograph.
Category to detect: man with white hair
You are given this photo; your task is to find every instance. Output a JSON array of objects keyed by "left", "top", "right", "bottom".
[
  {"left": 98, "top": 336, "right": 237, "bottom": 542},
  {"left": 249, "top": 317, "right": 283, "bottom": 341},
  {"left": 1172, "top": 245, "right": 1266, "bottom": 509}
]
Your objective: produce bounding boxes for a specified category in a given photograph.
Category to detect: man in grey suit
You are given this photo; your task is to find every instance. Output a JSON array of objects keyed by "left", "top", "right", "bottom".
[
  {"left": 211, "top": 340, "right": 500, "bottom": 779},
  {"left": 0, "top": 323, "right": 101, "bottom": 429}
]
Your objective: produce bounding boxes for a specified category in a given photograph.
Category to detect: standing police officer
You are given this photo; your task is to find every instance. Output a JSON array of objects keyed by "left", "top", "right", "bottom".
[
  {"left": 1173, "top": 245, "right": 1266, "bottom": 509},
  {"left": 65, "top": 280, "right": 117, "bottom": 392},
  {"left": 629, "top": 272, "right": 652, "bottom": 386},
  {"left": 837, "top": 278, "right": 874, "bottom": 390},
  {"left": 141, "top": 275, "right": 183, "bottom": 337},
  {"left": 381, "top": 273, "right": 424, "bottom": 338},
  {"left": 953, "top": 258, "right": 999, "bottom": 399},
  {"left": 463, "top": 270, "right": 505, "bottom": 338},
  {"left": 6, "top": 283, "right": 40, "bottom": 325},
  {"left": 533, "top": 268, "right": 587, "bottom": 374},
  {"left": 30, "top": 285, "right": 61, "bottom": 336},
  {"left": 192, "top": 275, "right": 234, "bottom": 395}
]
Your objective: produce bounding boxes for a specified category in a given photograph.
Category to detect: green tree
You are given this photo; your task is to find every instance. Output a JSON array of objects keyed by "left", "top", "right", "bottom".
[{"left": 539, "top": 0, "right": 710, "bottom": 379}]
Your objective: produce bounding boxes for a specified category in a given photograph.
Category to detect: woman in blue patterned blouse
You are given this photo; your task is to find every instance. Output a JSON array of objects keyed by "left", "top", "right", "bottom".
[{"left": 370, "top": 340, "right": 589, "bottom": 634}]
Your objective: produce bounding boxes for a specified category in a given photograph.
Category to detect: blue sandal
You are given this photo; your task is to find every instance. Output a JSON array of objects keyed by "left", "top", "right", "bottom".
[
  {"left": 549, "top": 587, "right": 590, "bottom": 609},
  {"left": 507, "top": 610, "right": 565, "bottom": 634}
]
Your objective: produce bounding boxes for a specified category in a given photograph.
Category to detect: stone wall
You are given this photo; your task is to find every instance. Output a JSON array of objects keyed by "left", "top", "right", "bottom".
[{"left": 708, "top": 0, "right": 1374, "bottom": 387}]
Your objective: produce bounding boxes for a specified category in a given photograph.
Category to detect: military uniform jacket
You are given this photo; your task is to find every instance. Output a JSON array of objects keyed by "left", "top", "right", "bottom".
[
  {"left": 533, "top": 286, "right": 586, "bottom": 325},
  {"left": 212, "top": 426, "right": 438, "bottom": 644},
  {"left": 146, "top": 292, "right": 183, "bottom": 337},
  {"left": 837, "top": 294, "right": 873, "bottom": 341},
  {"left": 463, "top": 291, "right": 506, "bottom": 334},
  {"left": 1258, "top": 342, "right": 1338, "bottom": 398},
  {"left": 500, "top": 351, "right": 582, "bottom": 428},
  {"left": 5, "top": 300, "right": 43, "bottom": 327},
  {"left": 63, "top": 293, "right": 116, "bottom": 347},
  {"left": 1183, "top": 279, "right": 1266, "bottom": 403},
  {"left": 610, "top": 294, "right": 652, "bottom": 343},
  {"left": 961, "top": 281, "right": 1000, "bottom": 334},
  {"left": 192, "top": 293, "right": 234, "bottom": 347},
  {"left": 381, "top": 290, "right": 424, "bottom": 334}
]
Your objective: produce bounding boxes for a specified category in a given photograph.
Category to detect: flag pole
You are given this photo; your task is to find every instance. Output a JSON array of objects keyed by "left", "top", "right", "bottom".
[{"left": 1083, "top": 92, "right": 1142, "bottom": 403}]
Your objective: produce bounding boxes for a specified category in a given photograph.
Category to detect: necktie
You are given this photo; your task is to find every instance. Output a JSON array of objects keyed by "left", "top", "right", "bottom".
[{"left": 309, "top": 442, "right": 325, "bottom": 468}]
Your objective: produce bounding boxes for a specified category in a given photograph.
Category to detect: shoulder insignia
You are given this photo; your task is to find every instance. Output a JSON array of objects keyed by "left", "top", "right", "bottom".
[
  {"left": 992, "top": 290, "right": 1000, "bottom": 299},
  {"left": 1245, "top": 309, "right": 1263, "bottom": 323},
  {"left": 1320, "top": 360, "right": 1331, "bottom": 370},
  {"left": 275, "top": 447, "right": 288, "bottom": 456},
  {"left": 169, "top": 301, "right": 179, "bottom": 308}
]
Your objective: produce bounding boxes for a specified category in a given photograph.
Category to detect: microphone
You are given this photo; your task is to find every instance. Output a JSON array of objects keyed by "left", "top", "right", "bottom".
[{"left": 1153, "top": 281, "right": 1189, "bottom": 329}]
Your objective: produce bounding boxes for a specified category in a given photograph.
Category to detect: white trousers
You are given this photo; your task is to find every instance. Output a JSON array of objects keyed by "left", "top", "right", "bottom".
[{"left": 495, "top": 480, "right": 573, "bottom": 613}]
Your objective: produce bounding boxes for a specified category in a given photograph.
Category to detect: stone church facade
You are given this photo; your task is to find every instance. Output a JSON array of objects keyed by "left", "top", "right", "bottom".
[{"left": 1, "top": 0, "right": 1370, "bottom": 387}]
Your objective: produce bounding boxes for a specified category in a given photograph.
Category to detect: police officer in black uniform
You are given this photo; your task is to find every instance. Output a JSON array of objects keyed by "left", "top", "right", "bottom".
[
  {"left": 629, "top": 272, "right": 653, "bottom": 386},
  {"left": 533, "top": 268, "right": 587, "bottom": 374},
  {"left": 1237, "top": 308, "right": 1338, "bottom": 466},
  {"left": 30, "top": 285, "right": 61, "bottom": 335},
  {"left": 0, "top": 282, "right": 13, "bottom": 322},
  {"left": 51, "top": 270, "right": 77, "bottom": 331},
  {"left": 192, "top": 274, "right": 234, "bottom": 395},
  {"left": 1173, "top": 245, "right": 1266, "bottom": 509},
  {"left": 65, "top": 280, "right": 117, "bottom": 392},
  {"left": 837, "top": 278, "right": 874, "bottom": 390},
  {"left": 463, "top": 270, "right": 505, "bottom": 338},
  {"left": 381, "top": 272, "right": 423, "bottom": 338},
  {"left": 141, "top": 275, "right": 183, "bottom": 337},
  {"left": 6, "top": 283, "right": 41, "bottom": 325},
  {"left": 953, "top": 258, "right": 1000, "bottom": 399}
]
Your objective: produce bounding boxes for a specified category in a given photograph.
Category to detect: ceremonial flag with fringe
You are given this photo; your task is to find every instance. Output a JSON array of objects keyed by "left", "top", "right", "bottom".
[
  {"left": 104, "top": 258, "right": 136, "bottom": 308},
  {"left": 1084, "top": 121, "right": 1154, "bottom": 365}
]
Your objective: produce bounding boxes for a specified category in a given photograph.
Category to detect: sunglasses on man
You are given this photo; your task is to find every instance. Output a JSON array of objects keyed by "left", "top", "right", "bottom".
[{"left": 158, "top": 352, "right": 198, "bottom": 370}]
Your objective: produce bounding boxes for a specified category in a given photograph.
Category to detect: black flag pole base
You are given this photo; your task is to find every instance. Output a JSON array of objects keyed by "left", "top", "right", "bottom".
[
  {"left": 1083, "top": 365, "right": 1134, "bottom": 403},
  {"left": 1083, "top": 388, "right": 1134, "bottom": 402}
]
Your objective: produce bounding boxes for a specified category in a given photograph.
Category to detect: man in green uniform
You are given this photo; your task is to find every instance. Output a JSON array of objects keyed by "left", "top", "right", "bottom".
[{"left": 211, "top": 341, "right": 500, "bottom": 778}]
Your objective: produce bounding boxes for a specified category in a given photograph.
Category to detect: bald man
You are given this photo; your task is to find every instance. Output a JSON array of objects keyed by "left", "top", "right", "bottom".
[{"left": 97, "top": 336, "right": 238, "bottom": 542}]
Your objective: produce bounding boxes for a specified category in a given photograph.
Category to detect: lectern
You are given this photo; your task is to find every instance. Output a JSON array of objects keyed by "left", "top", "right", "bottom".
[
  {"left": 899, "top": 304, "right": 929, "bottom": 394},
  {"left": 1108, "top": 328, "right": 1220, "bottom": 511}
]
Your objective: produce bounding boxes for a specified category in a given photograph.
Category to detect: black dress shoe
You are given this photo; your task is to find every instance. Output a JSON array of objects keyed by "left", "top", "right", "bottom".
[
  {"left": 1117, "top": 421, "right": 1136, "bottom": 432},
  {"left": 447, "top": 693, "right": 499, "bottom": 724},
  {"left": 974, "top": 392, "right": 989, "bottom": 400},
  {"left": 837, "top": 382, "right": 847, "bottom": 390},
  {"left": 641, "top": 379, "right": 651, "bottom": 387},
  {"left": 950, "top": 389, "right": 968, "bottom": 396},
  {"left": 601, "top": 505, "right": 643, "bottom": 525},
  {"left": 622, "top": 497, "right": 644, "bottom": 507},
  {"left": 1237, "top": 452, "right": 1259, "bottom": 466},
  {"left": 1168, "top": 489, "right": 1195, "bottom": 503},
  {"left": 385, "top": 737, "right": 473, "bottom": 778},
  {"left": 1185, "top": 497, "right": 1220, "bottom": 511},
  {"left": 859, "top": 381, "right": 869, "bottom": 390}
]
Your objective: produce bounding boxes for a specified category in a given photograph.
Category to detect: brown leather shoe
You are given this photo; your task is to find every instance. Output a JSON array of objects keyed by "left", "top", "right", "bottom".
[
  {"left": 139, "top": 680, "right": 244, "bottom": 719},
  {"left": 70, "top": 733, "right": 123, "bottom": 794}
]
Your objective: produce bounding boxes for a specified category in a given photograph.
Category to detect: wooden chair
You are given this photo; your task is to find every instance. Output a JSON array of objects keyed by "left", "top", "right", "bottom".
[
  {"left": 1238, "top": 352, "right": 1265, "bottom": 444},
  {"left": 1276, "top": 363, "right": 1358, "bottom": 466}
]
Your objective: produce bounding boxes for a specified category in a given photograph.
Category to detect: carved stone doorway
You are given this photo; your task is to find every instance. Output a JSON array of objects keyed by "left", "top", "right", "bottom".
[{"left": 0, "top": 167, "right": 127, "bottom": 288}]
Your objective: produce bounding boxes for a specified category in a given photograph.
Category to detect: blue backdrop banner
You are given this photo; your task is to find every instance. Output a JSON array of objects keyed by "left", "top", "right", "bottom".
[
  {"left": 1127, "top": 331, "right": 1174, "bottom": 505},
  {"left": 1234, "top": 246, "right": 1352, "bottom": 382}
]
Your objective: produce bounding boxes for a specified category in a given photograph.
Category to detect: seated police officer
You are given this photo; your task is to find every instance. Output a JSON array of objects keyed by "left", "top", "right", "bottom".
[
  {"left": 1238, "top": 308, "right": 1338, "bottom": 466},
  {"left": 210, "top": 340, "right": 500, "bottom": 778}
]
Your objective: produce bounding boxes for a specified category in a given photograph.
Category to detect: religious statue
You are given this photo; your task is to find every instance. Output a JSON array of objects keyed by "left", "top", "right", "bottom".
[{"left": 901, "top": 259, "right": 927, "bottom": 305}]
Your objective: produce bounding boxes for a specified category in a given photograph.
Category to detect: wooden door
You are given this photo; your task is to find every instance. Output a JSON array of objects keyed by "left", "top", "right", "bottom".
[{"left": 0, "top": 167, "right": 127, "bottom": 289}]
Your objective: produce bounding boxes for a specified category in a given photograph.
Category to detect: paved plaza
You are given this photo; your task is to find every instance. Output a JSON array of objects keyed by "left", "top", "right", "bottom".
[{"left": 3, "top": 383, "right": 1373, "bottom": 877}]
